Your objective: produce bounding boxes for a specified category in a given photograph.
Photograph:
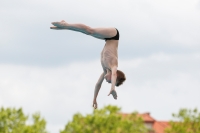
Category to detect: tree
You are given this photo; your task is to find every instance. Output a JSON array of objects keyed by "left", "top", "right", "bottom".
[
  {"left": 165, "top": 108, "right": 200, "bottom": 133},
  {"left": 0, "top": 107, "right": 48, "bottom": 133},
  {"left": 60, "top": 105, "right": 148, "bottom": 133}
]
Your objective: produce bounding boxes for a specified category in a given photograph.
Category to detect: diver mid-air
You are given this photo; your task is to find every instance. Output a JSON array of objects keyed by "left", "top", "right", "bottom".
[{"left": 50, "top": 20, "right": 126, "bottom": 109}]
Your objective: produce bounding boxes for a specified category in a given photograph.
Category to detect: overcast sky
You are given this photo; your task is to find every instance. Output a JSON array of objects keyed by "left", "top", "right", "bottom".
[{"left": 1, "top": 0, "right": 200, "bottom": 133}]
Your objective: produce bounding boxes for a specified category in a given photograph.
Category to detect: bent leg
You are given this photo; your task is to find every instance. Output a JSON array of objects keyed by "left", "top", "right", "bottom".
[{"left": 50, "top": 20, "right": 117, "bottom": 40}]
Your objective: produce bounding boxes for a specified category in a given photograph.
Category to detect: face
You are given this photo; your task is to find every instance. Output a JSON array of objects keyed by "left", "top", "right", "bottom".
[
  {"left": 105, "top": 77, "right": 111, "bottom": 83},
  {"left": 105, "top": 73, "right": 111, "bottom": 83},
  {"left": 105, "top": 74, "right": 119, "bottom": 85},
  {"left": 115, "top": 80, "right": 119, "bottom": 86}
]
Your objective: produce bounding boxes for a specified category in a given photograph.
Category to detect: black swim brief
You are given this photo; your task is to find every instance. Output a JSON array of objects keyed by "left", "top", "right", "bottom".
[{"left": 105, "top": 28, "right": 119, "bottom": 41}]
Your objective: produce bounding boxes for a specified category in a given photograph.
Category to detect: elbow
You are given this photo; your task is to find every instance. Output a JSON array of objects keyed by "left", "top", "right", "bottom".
[
  {"left": 112, "top": 72, "right": 117, "bottom": 78},
  {"left": 86, "top": 27, "right": 94, "bottom": 35},
  {"left": 111, "top": 66, "right": 117, "bottom": 77}
]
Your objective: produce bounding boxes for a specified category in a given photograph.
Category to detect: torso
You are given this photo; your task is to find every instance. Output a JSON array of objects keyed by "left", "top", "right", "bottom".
[{"left": 101, "top": 40, "right": 118, "bottom": 74}]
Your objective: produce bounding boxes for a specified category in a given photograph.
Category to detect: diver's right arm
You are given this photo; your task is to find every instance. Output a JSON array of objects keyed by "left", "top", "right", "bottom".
[{"left": 93, "top": 72, "right": 105, "bottom": 109}]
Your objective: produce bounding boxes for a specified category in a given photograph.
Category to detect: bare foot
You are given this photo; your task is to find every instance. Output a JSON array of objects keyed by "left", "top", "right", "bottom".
[{"left": 51, "top": 20, "right": 68, "bottom": 28}]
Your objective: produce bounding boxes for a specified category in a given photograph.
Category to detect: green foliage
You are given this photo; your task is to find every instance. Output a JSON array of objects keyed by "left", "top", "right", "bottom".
[
  {"left": 165, "top": 108, "right": 200, "bottom": 133},
  {"left": 0, "top": 107, "right": 48, "bottom": 133},
  {"left": 60, "top": 105, "right": 147, "bottom": 133}
]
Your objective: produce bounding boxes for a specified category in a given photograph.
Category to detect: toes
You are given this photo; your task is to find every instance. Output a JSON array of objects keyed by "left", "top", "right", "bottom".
[
  {"left": 50, "top": 26, "right": 57, "bottom": 29},
  {"left": 51, "top": 22, "right": 61, "bottom": 26}
]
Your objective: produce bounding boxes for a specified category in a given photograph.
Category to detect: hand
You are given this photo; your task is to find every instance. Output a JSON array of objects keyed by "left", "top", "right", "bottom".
[
  {"left": 108, "top": 89, "right": 117, "bottom": 100},
  {"left": 93, "top": 100, "right": 98, "bottom": 109}
]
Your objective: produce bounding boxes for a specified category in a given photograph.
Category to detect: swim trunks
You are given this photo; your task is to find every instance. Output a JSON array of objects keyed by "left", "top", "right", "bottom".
[{"left": 105, "top": 28, "right": 119, "bottom": 41}]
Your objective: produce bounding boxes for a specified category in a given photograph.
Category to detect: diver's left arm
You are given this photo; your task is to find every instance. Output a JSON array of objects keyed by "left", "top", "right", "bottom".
[
  {"left": 108, "top": 66, "right": 118, "bottom": 99},
  {"left": 93, "top": 72, "right": 105, "bottom": 109}
]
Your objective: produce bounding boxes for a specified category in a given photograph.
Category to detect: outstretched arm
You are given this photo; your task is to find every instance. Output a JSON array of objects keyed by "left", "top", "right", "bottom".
[
  {"left": 93, "top": 72, "right": 105, "bottom": 109},
  {"left": 108, "top": 66, "right": 118, "bottom": 99}
]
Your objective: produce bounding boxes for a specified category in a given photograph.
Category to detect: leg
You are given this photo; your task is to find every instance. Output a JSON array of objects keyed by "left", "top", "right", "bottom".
[{"left": 50, "top": 20, "right": 117, "bottom": 40}]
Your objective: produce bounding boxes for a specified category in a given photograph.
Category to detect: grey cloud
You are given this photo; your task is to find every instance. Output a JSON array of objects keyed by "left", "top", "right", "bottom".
[{"left": 1, "top": 0, "right": 200, "bottom": 66}]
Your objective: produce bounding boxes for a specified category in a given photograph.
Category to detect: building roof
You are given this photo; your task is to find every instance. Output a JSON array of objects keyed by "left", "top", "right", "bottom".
[
  {"left": 153, "top": 121, "right": 170, "bottom": 133},
  {"left": 138, "top": 113, "right": 156, "bottom": 122},
  {"left": 121, "top": 112, "right": 170, "bottom": 133}
]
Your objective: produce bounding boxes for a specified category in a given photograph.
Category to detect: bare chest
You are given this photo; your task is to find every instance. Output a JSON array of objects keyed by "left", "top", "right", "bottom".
[{"left": 101, "top": 46, "right": 118, "bottom": 71}]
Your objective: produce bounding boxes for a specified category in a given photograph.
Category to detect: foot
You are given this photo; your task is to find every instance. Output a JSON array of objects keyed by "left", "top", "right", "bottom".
[{"left": 52, "top": 20, "right": 68, "bottom": 27}]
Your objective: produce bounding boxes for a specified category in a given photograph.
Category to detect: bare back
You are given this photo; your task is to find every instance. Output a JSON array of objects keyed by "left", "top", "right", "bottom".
[{"left": 101, "top": 40, "right": 118, "bottom": 74}]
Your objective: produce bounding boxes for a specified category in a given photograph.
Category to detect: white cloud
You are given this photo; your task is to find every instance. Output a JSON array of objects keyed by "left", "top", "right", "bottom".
[
  {"left": 1, "top": 53, "right": 200, "bottom": 132},
  {"left": 118, "top": 52, "right": 200, "bottom": 119}
]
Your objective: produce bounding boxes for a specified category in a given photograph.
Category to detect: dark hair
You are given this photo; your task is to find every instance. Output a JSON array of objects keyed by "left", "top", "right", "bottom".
[{"left": 116, "top": 70, "right": 126, "bottom": 87}]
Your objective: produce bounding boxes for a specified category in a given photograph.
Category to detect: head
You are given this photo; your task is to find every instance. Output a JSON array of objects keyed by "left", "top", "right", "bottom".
[
  {"left": 104, "top": 70, "right": 126, "bottom": 86},
  {"left": 116, "top": 70, "right": 126, "bottom": 87}
]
